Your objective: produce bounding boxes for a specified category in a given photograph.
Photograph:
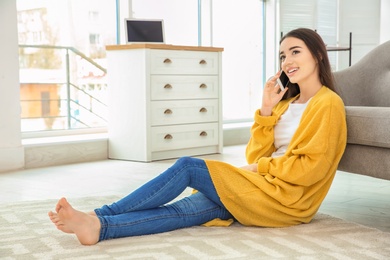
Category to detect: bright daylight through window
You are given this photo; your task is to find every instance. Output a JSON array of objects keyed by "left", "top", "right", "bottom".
[{"left": 17, "top": 0, "right": 265, "bottom": 134}]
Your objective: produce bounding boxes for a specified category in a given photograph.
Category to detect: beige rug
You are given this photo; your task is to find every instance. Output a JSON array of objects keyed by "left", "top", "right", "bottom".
[{"left": 1, "top": 196, "right": 389, "bottom": 259}]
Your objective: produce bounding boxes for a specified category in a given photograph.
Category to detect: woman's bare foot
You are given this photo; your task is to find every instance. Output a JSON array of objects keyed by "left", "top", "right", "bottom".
[
  {"left": 48, "top": 210, "right": 97, "bottom": 234},
  {"left": 48, "top": 211, "right": 74, "bottom": 233},
  {"left": 49, "top": 197, "right": 101, "bottom": 245}
]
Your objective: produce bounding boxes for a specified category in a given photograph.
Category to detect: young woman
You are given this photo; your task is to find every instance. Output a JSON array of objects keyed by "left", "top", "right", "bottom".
[{"left": 49, "top": 28, "right": 347, "bottom": 245}]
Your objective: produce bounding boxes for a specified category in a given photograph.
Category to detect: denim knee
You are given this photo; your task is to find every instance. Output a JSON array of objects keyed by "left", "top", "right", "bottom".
[{"left": 175, "top": 156, "right": 206, "bottom": 168}]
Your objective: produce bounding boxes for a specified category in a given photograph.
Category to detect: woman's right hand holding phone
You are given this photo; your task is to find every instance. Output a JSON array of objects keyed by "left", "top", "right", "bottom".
[{"left": 261, "top": 71, "right": 288, "bottom": 116}]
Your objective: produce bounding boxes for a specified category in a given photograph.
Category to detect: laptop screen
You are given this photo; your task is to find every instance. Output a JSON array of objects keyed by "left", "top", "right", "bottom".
[{"left": 125, "top": 19, "right": 165, "bottom": 44}]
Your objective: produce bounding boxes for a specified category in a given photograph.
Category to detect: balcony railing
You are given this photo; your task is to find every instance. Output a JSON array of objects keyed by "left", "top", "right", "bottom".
[{"left": 19, "top": 44, "right": 108, "bottom": 132}]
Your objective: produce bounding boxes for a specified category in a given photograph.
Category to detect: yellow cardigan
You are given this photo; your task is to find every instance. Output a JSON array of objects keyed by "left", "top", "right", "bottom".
[{"left": 205, "top": 86, "right": 347, "bottom": 227}]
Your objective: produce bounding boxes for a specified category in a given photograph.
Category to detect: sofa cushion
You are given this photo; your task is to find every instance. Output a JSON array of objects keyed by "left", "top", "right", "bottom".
[{"left": 345, "top": 106, "right": 390, "bottom": 148}]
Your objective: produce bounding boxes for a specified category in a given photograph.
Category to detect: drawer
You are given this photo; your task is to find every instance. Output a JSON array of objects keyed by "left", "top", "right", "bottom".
[
  {"left": 151, "top": 99, "right": 219, "bottom": 126},
  {"left": 151, "top": 75, "right": 219, "bottom": 100},
  {"left": 150, "top": 50, "right": 219, "bottom": 75},
  {"left": 151, "top": 123, "right": 219, "bottom": 152}
]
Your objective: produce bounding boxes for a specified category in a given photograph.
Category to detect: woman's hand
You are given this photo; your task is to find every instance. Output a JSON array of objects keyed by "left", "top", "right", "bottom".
[
  {"left": 240, "top": 164, "right": 258, "bottom": 173},
  {"left": 261, "top": 71, "right": 288, "bottom": 116}
]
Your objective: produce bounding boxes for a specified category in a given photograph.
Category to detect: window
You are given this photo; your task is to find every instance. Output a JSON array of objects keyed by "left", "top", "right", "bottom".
[
  {"left": 279, "top": 0, "right": 381, "bottom": 70},
  {"left": 279, "top": 0, "right": 339, "bottom": 69},
  {"left": 41, "top": 92, "right": 51, "bottom": 117},
  {"left": 89, "top": 11, "right": 100, "bottom": 22},
  {"left": 89, "top": 33, "right": 101, "bottom": 45},
  {"left": 130, "top": 0, "right": 199, "bottom": 46},
  {"left": 18, "top": 0, "right": 265, "bottom": 134},
  {"left": 17, "top": 0, "right": 116, "bottom": 133},
  {"left": 212, "top": 0, "right": 264, "bottom": 122}
]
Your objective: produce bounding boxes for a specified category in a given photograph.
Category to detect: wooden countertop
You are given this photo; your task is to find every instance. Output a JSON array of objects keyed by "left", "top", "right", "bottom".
[{"left": 106, "top": 44, "right": 223, "bottom": 52}]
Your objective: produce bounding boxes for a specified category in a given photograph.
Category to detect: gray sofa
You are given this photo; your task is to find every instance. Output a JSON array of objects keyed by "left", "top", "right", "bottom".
[{"left": 333, "top": 40, "right": 390, "bottom": 181}]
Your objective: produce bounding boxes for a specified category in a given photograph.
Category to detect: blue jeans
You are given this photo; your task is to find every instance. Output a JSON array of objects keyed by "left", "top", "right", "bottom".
[{"left": 94, "top": 157, "right": 233, "bottom": 241}]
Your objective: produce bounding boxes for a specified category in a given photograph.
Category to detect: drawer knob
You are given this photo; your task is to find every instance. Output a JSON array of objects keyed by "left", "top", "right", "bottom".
[
  {"left": 164, "top": 134, "right": 173, "bottom": 140},
  {"left": 200, "top": 131, "right": 208, "bottom": 137},
  {"left": 164, "top": 84, "right": 172, "bottom": 89},
  {"left": 199, "top": 107, "right": 208, "bottom": 113},
  {"left": 163, "top": 58, "right": 172, "bottom": 64},
  {"left": 199, "top": 59, "right": 207, "bottom": 65},
  {"left": 199, "top": 83, "right": 207, "bottom": 89},
  {"left": 164, "top": 109, "right": 173, "bottom": 114}
]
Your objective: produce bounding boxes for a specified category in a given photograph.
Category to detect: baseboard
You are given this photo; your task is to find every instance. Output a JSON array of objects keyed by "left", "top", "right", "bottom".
[
  {"left": 0, "top": 146, "right": 24, "bottom": 172},
  {"left": 23, "top": 134, "right": 108, "bottom": 169}
]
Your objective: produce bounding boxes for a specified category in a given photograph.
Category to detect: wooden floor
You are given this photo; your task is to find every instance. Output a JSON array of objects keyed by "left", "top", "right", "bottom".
[{"left": 1, "top": 145, "right": 389, "bottom": 232}]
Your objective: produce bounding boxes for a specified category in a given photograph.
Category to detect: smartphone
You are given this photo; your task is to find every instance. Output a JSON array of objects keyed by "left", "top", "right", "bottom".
[{"left": 276, "top": 71, "right": 289, "bottom": 91}]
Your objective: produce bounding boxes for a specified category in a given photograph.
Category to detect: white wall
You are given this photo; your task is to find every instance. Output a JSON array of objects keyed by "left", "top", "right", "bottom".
[
  {"left": 380, "top": 0, "right": 390, "bottom": 43},
  {"left": 0, "top": 0, "right": 24, "bottom": 172}
]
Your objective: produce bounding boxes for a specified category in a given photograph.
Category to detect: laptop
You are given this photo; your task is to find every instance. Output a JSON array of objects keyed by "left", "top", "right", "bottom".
[{"left": 124, "top": 19, "right": 165, "bottom": 44}]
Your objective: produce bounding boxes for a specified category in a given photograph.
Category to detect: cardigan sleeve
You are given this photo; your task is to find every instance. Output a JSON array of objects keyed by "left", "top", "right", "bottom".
[
  {"left": 245, "top": 109, "right": 278, "bottom": 164},
  {"left": 256, "top": 94, "right": 347, "bottom": 187}
]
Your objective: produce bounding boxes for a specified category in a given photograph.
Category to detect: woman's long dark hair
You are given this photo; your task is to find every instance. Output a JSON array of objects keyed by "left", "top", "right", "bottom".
[{"left": 280, "top": 28, "right": 336, "bottom": 100}]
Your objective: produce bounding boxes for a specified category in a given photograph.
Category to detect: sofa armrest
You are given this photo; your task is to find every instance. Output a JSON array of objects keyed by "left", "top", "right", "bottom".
[{"left": 346, "top": 106, "right": 390, "bottom": 148}]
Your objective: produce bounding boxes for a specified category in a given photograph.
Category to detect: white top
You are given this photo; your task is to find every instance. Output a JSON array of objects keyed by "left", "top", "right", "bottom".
[{"left": 271, "top": 100, "right": 310, "bottom": 157}]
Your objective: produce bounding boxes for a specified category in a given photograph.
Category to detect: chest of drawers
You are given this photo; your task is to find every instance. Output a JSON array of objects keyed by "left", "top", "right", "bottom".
[{"left": 106, "top": 44, "right": 223, "bottom": 162}]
